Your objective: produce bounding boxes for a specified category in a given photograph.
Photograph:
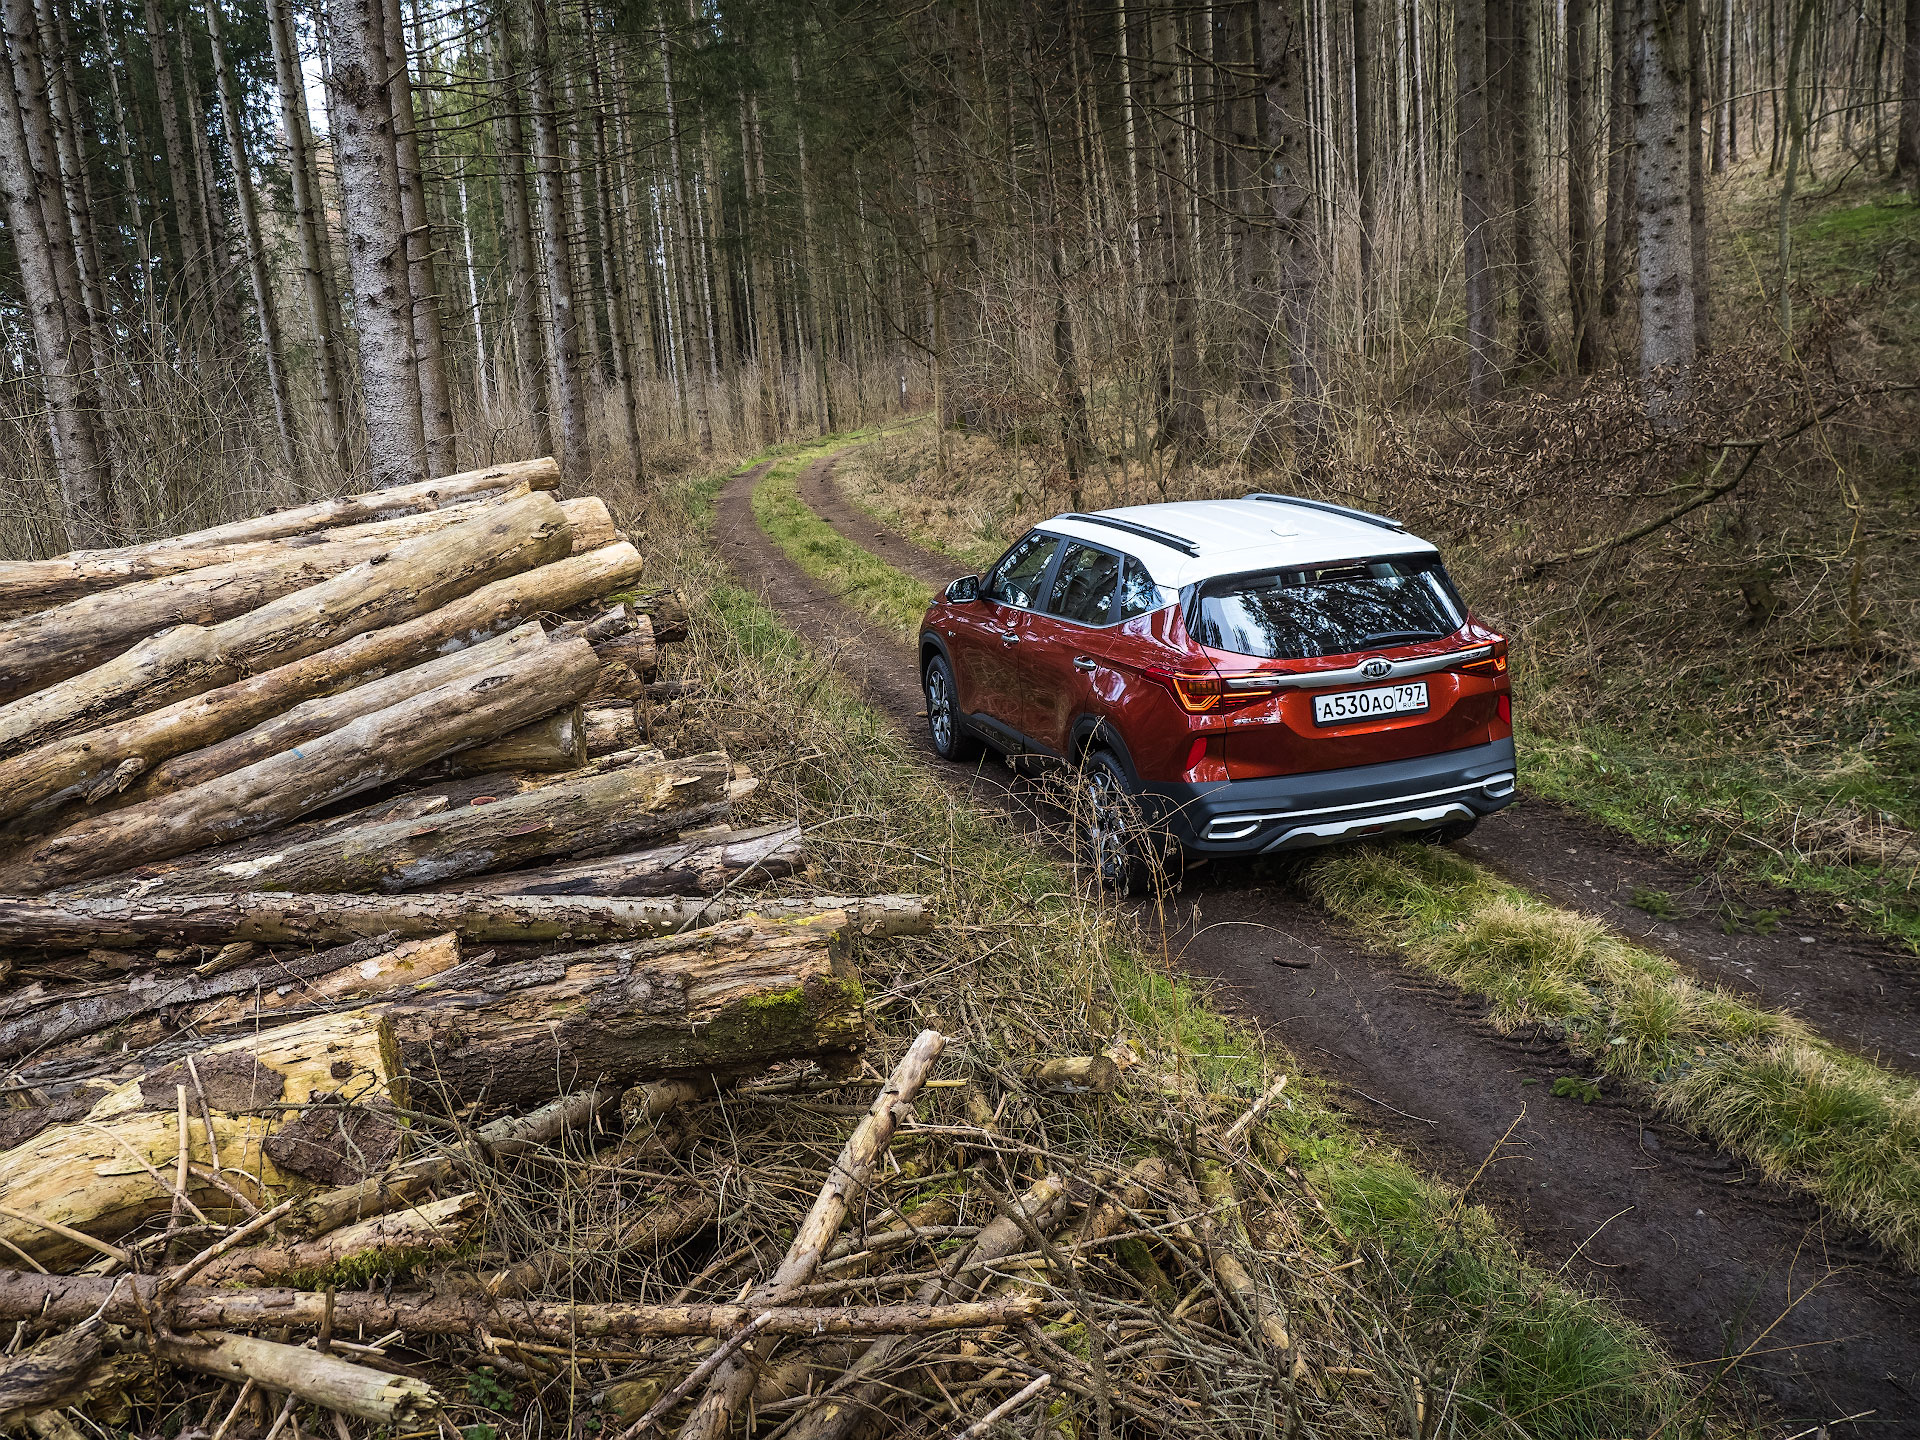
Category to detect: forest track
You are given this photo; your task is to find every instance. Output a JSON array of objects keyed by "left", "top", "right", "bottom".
[{"left": 719, "top": 451, "right": 1920, "bottom": 1431}]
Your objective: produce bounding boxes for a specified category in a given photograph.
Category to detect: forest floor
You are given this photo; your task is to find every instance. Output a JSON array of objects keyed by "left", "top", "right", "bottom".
[{"left": 699, "top": 431, "right": 1920, "bottom": 1432}]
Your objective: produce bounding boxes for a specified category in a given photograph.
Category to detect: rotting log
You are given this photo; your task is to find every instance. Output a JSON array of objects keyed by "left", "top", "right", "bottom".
[
  {"left": 445, "top": 704, "right": 587, "bottom": 774},
  {"left": 0, "top": 541, "right": 646, "bottom": 825},
  {"left": 0, "top": 1273, "right": 1046, "bottom": 1340},
  {"left": 0, "top": 492, "right": 577, "bottom": 763},
  {"left": 78, "top": 752, "right": 732, "bottom": 896},
  {"left": 584, "top": 705, "right": 642, "bottom": 757},
  {"left": 443, "top": 823, "right": 804, "bottom": 896},
  {"left": 380, "top": 912, "right": 869, "bottom": 1107},
  {"left": 0, "top": 1322, "right": 103, "bottom": 1419},
  {"left": 129, "top": 624, "right": 550, "bottom": 801},
  {"left": 187, "top": 933, "right": 464, "bottom": 1030},
  {"left": 1023, "top": 1057, "right": 1121, "bottom": 1095},
  {"left": 138, "top": 1331, "right": 440, "bottom": 1423},
  {"left": 593, "top": 614, "right": 657, "bottom": 676},
  {"left": 190, "top": 1192, "right": 479, "bottom": 1288},
  {"left": 0, "top": 637, "right": 603, "bottom": 893},
  {"left": 606, "top": 587, "right": 689, "bottom": 644},
  {"left": 0, "top": 887, "right": 923, "bottom": 947},
  {"left": 0, "top": 1009, "right": 401, "bottom": 1268}
]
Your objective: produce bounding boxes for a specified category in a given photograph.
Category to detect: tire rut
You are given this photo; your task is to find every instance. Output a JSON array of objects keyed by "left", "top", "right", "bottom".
[{"left": 718, "top": 452, "right": 1920, "bottom": 1431}]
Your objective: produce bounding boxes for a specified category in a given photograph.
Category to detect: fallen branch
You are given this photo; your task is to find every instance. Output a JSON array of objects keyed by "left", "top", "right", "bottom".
[{"left": 134, "top": 1329, "right": 440, "bottom": 1424}]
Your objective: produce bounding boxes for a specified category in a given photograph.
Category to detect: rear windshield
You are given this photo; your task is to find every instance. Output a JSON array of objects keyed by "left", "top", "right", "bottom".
[{"left": 1187, "top": 556, "right": 1466, "bottom": 660}]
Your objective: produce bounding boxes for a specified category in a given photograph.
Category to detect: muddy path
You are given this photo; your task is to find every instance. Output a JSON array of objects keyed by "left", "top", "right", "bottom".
[{"left": 719, "top": 455, "right": 1920, "bottom": 1430}]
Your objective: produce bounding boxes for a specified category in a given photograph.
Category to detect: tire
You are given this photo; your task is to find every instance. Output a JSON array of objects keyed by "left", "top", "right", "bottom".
[
  {"left": 922, "top": 654, "right": 984, "bottom": 762},
  {"left": 1077, "top": 750, "right": 1153, "bottom": 895}
]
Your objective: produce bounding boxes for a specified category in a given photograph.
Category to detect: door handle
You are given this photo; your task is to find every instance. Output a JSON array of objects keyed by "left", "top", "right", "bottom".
[
  {"left": 1073, "top": 656, "right": 1097, "bottom": 672},
  {"left": 999, "top": 631, "right": 1021, "bottom": 645}
]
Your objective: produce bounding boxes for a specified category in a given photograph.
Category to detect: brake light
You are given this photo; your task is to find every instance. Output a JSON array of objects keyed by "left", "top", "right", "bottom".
[
  {"left": 1498, "top": 694, "right": 1511, "bottom": 725},
  {"left": 1146, "top": 668, "right": 1224, "bottom": 713},
  {"left": 1184, "top": 737, "right": 1208, "bottom": 772}
]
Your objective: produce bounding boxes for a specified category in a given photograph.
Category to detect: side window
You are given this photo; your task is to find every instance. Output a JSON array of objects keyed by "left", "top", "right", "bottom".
[
  {"left": 1045, "top": 543, "right": 1121, "bottom": 625},
  {"left": 985, "top": 532, "right": 1059, "bottom": 610},
  {"left": 1119, "top": 557, "right": 1169, "bottom": 620}
]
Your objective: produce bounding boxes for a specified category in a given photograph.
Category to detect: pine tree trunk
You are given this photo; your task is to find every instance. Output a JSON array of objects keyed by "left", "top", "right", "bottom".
[
  {"left": 385, "top": 0, "right": 456, "bottom": 476},
  {"left": 0, "top": 0, "right": 115, "bottom": 544},
  {"left": 1260, "top": 0, "right": 1325, "bottom": 454},
  {"left": 585, "top": 16, "right": 645, "bottom": 485},
  {"left": 267, "top": 0, "right": 351, "bottom": 476},
  {"left": 662, "top": 25, "right": 716, "bottom": 449},
  {"left": 326, "top": 0, "right": 427, "bottom": 486},
  {"left": 745, "top": 92, "right": 783, "bottom": 439},
  {"left": 34, "top": 0, "right": 110, "bottom": 390},
  {"left": 525, "top": 0, "right": 590, "bottom": 488},
  {"left": 1147, "top": 0, "right": 1207, "bottom": 457},
  {"left": 143, "top": 0, "right": 214, "bottom": 327},
  {"left": 93, "top": 0, "right": 152, "bottom": 298},
  {"left": 490, "top": 13, "right": 553, "bottom": 458},
  {"left": 1353, "top": 0, "right": 1375, "bottom": 282},
  {"left": 1898, "top": 0, "right": 1920, "bottom": 185},
  {"left": 1711, "top": 0, "right": 1733, "bottom": 166},
  {"left": 1510, "top": 0, "right": 1549, "bottom": 362},
  {"left": 1602, "top": 0, "right": 1638, "bottom": 317},
  {"left": 205, "top": 0, "right": 298, "bottom": 475},
  {"left": 1686, "top": 0, "right": 1710, "bottom": 351},
  {"left": 789, "top": 43, "right": 835, "bottom": 437},
  {"left": 1635, "top": 0, "right": 1697, "bottom": 427},
  {"left": 456, "top": 159, "right": 492, "bottom": 415},
  {"left": 1569, "top": 0, "right": 1600, "bottom": 371},
  {"left": 1457, "top": 0, "right": 1500, "bottom": 408},
  {"left": 1238, "top": 3, "right": 1282, "bottom": 469}
]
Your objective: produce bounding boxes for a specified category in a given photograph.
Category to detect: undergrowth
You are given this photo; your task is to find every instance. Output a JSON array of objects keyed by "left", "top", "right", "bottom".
[
  {"left": 1305, "top": 842, "right": 1920, "bottom": 1270},
  {"left": 663, "top": 437, "right": 1744, "bottom": 1435}
]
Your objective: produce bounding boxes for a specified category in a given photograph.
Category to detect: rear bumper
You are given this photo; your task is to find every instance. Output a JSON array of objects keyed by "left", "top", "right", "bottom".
[{"left": 1140, "top": 739, "right": 1517, "bottom": 855}]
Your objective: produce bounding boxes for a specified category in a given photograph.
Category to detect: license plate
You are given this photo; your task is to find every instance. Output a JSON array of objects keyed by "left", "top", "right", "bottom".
[{"left": 1313, "top": 681, "right": 1429, "bottom": 725}]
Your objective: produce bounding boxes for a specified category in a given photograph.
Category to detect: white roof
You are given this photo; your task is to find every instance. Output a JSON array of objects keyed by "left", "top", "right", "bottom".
[{"left": 1040, "top": 497, "right": 1439, "bottom": 591}]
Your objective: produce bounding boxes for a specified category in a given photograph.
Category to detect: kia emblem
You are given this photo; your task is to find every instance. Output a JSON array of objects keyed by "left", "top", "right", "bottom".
[{"left": 1361, "top": 657, "right": 1391, "bottom": 678}]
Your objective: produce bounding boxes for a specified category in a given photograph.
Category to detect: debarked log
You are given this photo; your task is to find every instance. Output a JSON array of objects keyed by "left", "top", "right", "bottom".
[
  {"left": 0, "top": 637, "right": 602, "bottom": 894},
  {"left": 443, "top": 823, "right": 804, "bottom": 896},
  {"left": 0, "top": 541, "right": 646, "bottom": 825},
  {"left": 0, "top": 1273, "right": 1046, "bottom": 1341},
  {"left": 139, "top": 1330, "right": 440, "bottom": 1423},
  {"left": 0, "top": 492, "right": 576, "bottom": 763},
  {"left": 0, "top": 887, "right": 923, "bottom": 946},
  {"left": 80, "top": 752, "right": 732, "bottom": 896},
  {"left": 0, "top": 1009, "right": 402, "bottom": 1268}
]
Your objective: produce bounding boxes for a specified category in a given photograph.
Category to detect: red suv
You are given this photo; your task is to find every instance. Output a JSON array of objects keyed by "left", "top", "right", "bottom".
[{"left": 918, "top": 496, "right": 1516, "bottom": 887}]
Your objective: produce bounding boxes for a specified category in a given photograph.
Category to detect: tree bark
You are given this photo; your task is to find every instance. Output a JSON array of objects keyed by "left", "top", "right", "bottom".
[
  {"left": 1353, "top": 0, "right": 1375, "bottom": 282},
  {"left": 656, "top": 25, "right": 714, "bottom": 450},
  {"left": 93, "top": 0, "right": 151, "bottom": 303},
  {"left": 0, "top": 0, "right": 114, "bottom": 544},
  {"left": 1259, "top": 0, "right": 1326, "bottom": 455},
  {"left": 789, "top": 41, "right": 834, "bottom": 438},
  {"left": 526, "top": 0, "right": 591, "bottom": 488},
  {"left": 1712, "top": 0, "right": 1734, "bottom": 167},
  {"left": 1898, "top": 0, "right": 1920, "bottom": 186},
  {"left": 93, "top": 752, "right": 732, "bottom": 896},
  {"left": 1636, "top": 0, "right": 1697, "bottom": 427},
  {"left": 326, "top": 0, "right": 427, "bottom": 486},
  {"left": 1509, "top": 0, "right": 1549, "bottom": 363},
  {"left": 1686, "top": 0, "right": 1710, "bottom": 352},
  {"left": 142, "top": 0, "right": 213, "bottom": 319},
  {"left": 442, "top": 703, "right": 587, "bottom": 775},
  {"left": 440, "top": 823, "right": 805, "bottom": 896},
  {"left": 0, "top": 638, "right": 601, "bottom": 893},
  {"left": 585, "top": 17, "right": 646, "bottom": 485},
  {"left": 0, "top": 538, "right": 642, "bottom": 824},
  {"left": 1236, "top": 3, "right": 1283, "bottom": 469},
  {"left": 1458, "top": 0, "right": 1499, "bottom": 408},
  {"left": 384, "top": 0, "right": 455, "bottom": 477},
  {"left": 0, "top": 491, "right": 575, "bottom": 762},
  {"left": 1602, "top": 0, "right": 1639, "bottom": 317},
  {"left": 1569, "top": 0, "right": 1600, "bottom": 371},
  {"left": 490, "top": 13, "right": 553, "bottom": 457},
  {"left": 1147, "top": 1, "right": 1208, "bottom": 458},
  {"left": 267, "top": 0, "right": 350, "bottom": 475},
  {"left": 140, "top": 1330, "right": 441, "bottom": 1424}
]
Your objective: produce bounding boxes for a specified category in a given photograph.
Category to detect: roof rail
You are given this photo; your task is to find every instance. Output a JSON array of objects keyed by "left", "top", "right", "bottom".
[
  {"left": 1245, "top": 492, "right": 1405, "bottom": 532},
  {"left": 1060, "top": 512, "right": 1202, "bottom": 558}
]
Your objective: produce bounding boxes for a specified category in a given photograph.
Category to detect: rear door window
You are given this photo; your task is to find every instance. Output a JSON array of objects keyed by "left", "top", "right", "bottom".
[
  {"left": 1119, "top": 557, "right": 1170, "bottom": 619},
  {"left": 1044, "top": 542, "right": 1121, "bottom": 625},
  {"left": 984, "top": 532, "right": 1060, "bottom": 609},
  {"left": 1189, "top": 556, "right": 1466, "bottom": 660}
]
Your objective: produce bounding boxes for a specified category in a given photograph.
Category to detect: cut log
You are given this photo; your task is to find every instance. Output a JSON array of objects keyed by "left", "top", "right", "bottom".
[
  {"left": 592, "top": 614, "right": 657, "bottom": 677},
  {"left": 443, "top": 824, "right": 804, "bottom": 896},
  {"left": 90, "top": 752, "right": 732, "bottom": 896},
  {"left": 0, "top": 492, "right": 577, "bottom": 763},
  {"left": 0, "top": 1009, "right": 402, "bottom": 1268},
  {"left": 445, "top": 704, "right": 587, "bottom": 774},
  {"left": 0, "top": 1323, "right": 103, "bottom": 1420},
  {"left": 190, "top": 1192, "right": 479, "bottom": 1288},
  {"left": 0, "top": 637, "right": 602, "bottom": 893},
  {"left": 1022, "top": 1056, "right": 1121, "bottom": 1095},
  {"left": 139, "top": 1331, "right": 440, "bottom": 1424},
  {"left": 606, "top": 587, "right": 689, "bottom": 644},
  {"left": 587, "top": 660, "right": 647, "bottom": 702},
  {"left": 380, "top": 912, "right": 868, "bottom": 1106},
  {"left": 0, "top": 541, "right": 644, "bottom": 825},
  {"left": 0, "top": 888, "right": 924, "bottom": 947},
  {"left": 129, "top": 623, "right": 550, "bottom": 801},
  {"left": 116, "top": 459, "right": 559, "bottom": 554},
  {"left": 584, "top": 704, "right": 642, "bottom": 757},
  {"left": 0, "top": 1273, "right": 1045, "bottom": 1341},
  {"left": 187, "top": 933, "right": 465, "bottom": 1031}
]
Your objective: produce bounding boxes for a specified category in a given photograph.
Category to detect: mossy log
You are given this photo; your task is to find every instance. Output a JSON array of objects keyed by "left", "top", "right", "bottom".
[
  {"left": 0, "top": 1273, "right": 1044, "bottom": 1341},
  {"left": 0, "top": 492, "right": 577, "bottom": 764},
  {"left": 0, "top": 1009, "right": 402, "bottom": 1268},
  {"left": 0, "top": 887, "right": 923, "bottom": 947},
  {"left": 190, "top": 1192, "right": 480, "bottom": 1288},
  {"left": 71, "top": 752, "right": 732, "bottom": 896},
  {"left": 445, "top": 823, "right": 804, "bottom": 896},
  {"left": 0, "top": 637, "right": 602, "bottom": 893},
  {"left": 0, "top": 541, "right": 646, "bottom": 826}
]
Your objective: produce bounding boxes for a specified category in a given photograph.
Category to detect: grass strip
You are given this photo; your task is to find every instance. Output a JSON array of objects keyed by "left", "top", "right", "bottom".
[
  {"left": 686, "top": 436, "right": 1719, "bottom": 1436},
  {"left": 1306, "top": 841, "right": 1920, "bottom": 1269},
  {"left": 746, "top": 437, "right": 934, "bottom": 639}
]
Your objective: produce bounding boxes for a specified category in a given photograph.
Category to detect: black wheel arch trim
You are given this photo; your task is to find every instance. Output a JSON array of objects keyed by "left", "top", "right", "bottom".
[{"left": 1070, "top": 714, "right": 1140, "bottom": 786}]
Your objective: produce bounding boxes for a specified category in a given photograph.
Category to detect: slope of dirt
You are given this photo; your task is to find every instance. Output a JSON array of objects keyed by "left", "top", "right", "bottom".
[{"left": 720, "top": 454, "right": 1920, "bottom": 1429}]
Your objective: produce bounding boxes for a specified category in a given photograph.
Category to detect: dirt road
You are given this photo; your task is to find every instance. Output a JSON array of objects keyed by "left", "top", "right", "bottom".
[{"left": 720, "top": 453, "right": 1920, "bottom": 1431}]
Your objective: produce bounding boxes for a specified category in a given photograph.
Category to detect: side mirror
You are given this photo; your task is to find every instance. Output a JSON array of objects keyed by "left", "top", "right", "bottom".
[{"left": 946, "top": 575, "right": 982, "bottom": 603}]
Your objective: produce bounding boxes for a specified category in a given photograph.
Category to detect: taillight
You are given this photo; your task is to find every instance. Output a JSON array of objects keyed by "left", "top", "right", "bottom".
[
  {"left": 1458, "top": 639, "right": 1510, "bottom": 676},
  {"left": 1146, "top": 668, "right": 1224, "bottom": 713},
  {"left": 1498, "top": 694, "right": 1512, "bottom": 725},
  {"left": 1184, "top": 737, "right": 1208, "bottom": 771}
]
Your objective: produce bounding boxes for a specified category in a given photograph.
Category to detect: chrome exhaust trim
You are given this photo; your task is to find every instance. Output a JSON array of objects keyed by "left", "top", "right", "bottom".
[{"left": 1259, "top": 802, "right": 1476, "bottom": 853}]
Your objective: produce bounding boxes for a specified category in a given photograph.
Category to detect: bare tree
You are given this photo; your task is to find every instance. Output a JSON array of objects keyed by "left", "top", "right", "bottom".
[
  {"left": 1634, "top": 0, "right": 1697, "bottom": 427},
  {"left": 1148, "top": 0, "right": 1207, "bottom": 457},
  {"left": 1457, "top": 0, "right": 1499, "bottom": 407},
  {"left": 1260, "top": 0, "right": 1325, "bottom": 454},
  {"left": 1568, "top": 0, "right": 1599, "bottom": 371},
  {"left": 1601, "top": 0, "right": 1637, "bottom": 317}
]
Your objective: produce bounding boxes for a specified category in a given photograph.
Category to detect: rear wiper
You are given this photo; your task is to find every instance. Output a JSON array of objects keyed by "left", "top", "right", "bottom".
[{"left": 1358, "top": 629, "right": 1444, "bottom": 646}]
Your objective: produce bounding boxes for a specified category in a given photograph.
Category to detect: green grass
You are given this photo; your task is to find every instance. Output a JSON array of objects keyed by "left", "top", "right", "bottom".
[
  {"left": 672, "top": 434, "right": 1735, "bottom": 1436},
  {"left": 1306, "top": 841, "right": 1920, "bottom": 1269}
]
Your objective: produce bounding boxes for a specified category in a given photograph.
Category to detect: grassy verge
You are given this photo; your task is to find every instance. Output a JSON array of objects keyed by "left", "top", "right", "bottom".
[
  {"left": 1306, "top": 842, "right": 1920, "bottom": 1268},
  {"left": 671, "top": 436, "right": 1741, "bottom": 1436}
]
